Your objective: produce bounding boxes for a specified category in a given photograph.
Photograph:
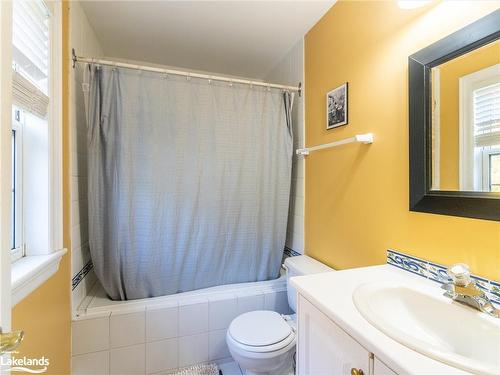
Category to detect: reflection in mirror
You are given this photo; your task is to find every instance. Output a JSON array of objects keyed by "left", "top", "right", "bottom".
[{"left": 431, "top": 39, "right": 500, "bottom": 192}]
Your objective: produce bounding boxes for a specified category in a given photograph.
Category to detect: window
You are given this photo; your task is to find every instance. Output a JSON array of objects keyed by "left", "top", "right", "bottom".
[
  {"left": 10, "top": 0, "right": 53, "bottom": 263},
  {"left": 484, "top": 151, "right": 500, "bottom": 192},
  {"left": 475, "top": 81, "right": 500, "bottom": 192},
  {"left": 490, "top": 153, "right": 500, "bottom": 192},
  {"left": 0, "top": 0, "right": 64, "bottom": 304},
  {"left": 459, "top": 64, "right": 500, "bottom": 192}
]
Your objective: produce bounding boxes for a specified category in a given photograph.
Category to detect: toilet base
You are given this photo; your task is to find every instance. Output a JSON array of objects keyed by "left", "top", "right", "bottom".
[
  {"left": 241, "top": 356, "right": 294, "bottom": 375},
  {"left": 234, "top": 348, "right": 295, "bottom": 375}
]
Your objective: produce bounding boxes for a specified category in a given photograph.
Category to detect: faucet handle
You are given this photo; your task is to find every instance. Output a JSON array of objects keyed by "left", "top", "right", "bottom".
[{"left": 447, "top": 263, "right": 472, "bottom": 287}]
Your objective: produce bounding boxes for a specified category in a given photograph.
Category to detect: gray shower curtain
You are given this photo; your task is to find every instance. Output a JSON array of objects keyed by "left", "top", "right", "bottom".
[{"left": 85, "top": 65, "right": 294, "bottom": 300}]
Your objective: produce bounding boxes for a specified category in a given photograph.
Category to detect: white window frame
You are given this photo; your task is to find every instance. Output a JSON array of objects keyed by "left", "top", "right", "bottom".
[
  {"left": 46, "top": 0, "right": 63, "bottom": 255},
  {"left": 459, "top": 63, "right": 500, "bottom": 191}
]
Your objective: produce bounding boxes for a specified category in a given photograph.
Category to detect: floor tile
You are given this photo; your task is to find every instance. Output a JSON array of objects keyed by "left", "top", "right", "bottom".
[{"left": 219, "top": 361, "right": 242, "bottom": 375}]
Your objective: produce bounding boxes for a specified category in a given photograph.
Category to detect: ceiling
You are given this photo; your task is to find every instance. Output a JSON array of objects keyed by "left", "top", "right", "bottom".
[{"left": 80, "top": 1, "right": 335, "bottom": 79}]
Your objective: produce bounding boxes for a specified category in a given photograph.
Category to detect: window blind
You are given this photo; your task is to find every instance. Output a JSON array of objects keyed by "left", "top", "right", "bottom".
[
  {"left": 12, "top": 71, "right": 49, "bottom": 118},
  {"left": 12, "top": 0, "right": 50, "bottom": 118},
  {"left": 474, "top": 82, "right": 500, "bottom": 148}
]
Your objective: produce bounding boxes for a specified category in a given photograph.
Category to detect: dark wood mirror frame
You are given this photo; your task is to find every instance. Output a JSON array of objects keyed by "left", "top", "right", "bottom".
[{"left": 409, "top": 9, "right": 500, "bottom": 222}]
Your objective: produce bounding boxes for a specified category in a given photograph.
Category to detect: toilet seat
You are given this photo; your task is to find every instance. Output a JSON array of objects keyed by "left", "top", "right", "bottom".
[{"left": 227, "top": 311, "right": 296, "bottom": 353}]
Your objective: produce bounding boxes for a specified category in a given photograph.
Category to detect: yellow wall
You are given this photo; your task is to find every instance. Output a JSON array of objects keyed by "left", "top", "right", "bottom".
[
  {"left": 304, "top": 1, "right": 500, "bottom": 281},
  {"left": 11, "top": 258, "right": 71, "bottom": 375},
  {"left": 438, "top": 40, "right": 500, "bottom": 190},
  {"left": 12, "top": 3, "right": 71, "bottom": 374}
]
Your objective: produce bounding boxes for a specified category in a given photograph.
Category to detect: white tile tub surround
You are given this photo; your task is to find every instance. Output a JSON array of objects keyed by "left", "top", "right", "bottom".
[
  {"left": 264, "top": 289, "right": 292, "bottom": 315},
  {"left": 72, "top": 350, "right": 110, "bottom": 375},
  {"left": 265, "top": 38, "right": 305, "bottom": 255},
  {"left": 110, "top": 310, "right": 146, "bottom": 348},
  {"left": 179, "top": 333, "right": 209, "bottom": 368},
  {"left": 179, "top": 298, "right": 209, "bottom": 336},
  {"left": 146, "top": 338, "right": 178, "bottom": 374},
  {"left": 208, "top": 294, "right": 238, "bottom": 330},
  {"left": 237, "top": 291, "right": 265, "bottom": 314},
  {"left": 72, "top": 275, "right": 290, "bottom": 374},
  {"left": 69, "top": 0, "right": 105, "bottom": 315},
  {"left": 110, "top": 344, "right": 146, "bottom": 375},
  {"left": 209, "top": 329, "right": 231, "bottom": 361},
  {"left": 72, "top": 316, "right": 110, "bottom": 356},
  {"left": 146, "top": 302, "right": 179, "bottom": 341}
]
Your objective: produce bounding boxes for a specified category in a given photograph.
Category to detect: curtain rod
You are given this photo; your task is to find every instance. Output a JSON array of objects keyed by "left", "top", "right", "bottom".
[{"left": 72, "top": 49, "right": 302, "bottom": 96}]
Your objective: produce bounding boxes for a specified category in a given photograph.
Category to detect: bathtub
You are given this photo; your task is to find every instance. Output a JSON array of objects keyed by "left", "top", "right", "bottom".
[
  {"left": 77, "top": 268, "right": 288, "bottom": 317},
  {"left": 72, "top": 269, "right": 291, "bottom": 375}
]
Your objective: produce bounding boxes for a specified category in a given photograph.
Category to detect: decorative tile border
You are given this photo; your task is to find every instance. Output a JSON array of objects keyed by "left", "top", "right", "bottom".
[
  {"left": 387, "top": 250, "right": 428, "bottom": 278},
  {"left": 490, "top": 281, "right": 500, "bottom": 305},
  {"left": 284, "top": 246, "right": 301, "bottom": 257},
  {"left": 387, "top": 249, "right": 500, "bottom": 306},
  {"left": 425, "top": 262, "right": 452, "bottom": 284},
  {"left": 72, "top": 260, "right": 94, "bottom": 291}
]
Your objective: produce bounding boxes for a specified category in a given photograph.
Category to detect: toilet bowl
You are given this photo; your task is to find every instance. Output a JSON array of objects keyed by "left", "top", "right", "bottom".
[
  {"left": 226, "top": 255, "right": 333, "bottom": 375},
  {"left": 227, "top": 311, "right": 296, "bottom": 375}
]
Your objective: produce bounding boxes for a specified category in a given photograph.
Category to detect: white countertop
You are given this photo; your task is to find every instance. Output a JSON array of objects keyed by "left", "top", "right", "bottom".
[{"left": 290, "top": 265, "right": 476, "bottom": 375}]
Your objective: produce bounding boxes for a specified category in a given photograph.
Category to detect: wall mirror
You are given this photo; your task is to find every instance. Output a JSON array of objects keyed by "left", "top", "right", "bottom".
[{"left": 409, "top": 10, "right": 500, "bottom": 221}]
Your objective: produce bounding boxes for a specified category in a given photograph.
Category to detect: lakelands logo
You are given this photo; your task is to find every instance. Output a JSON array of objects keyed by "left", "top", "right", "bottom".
[{"left": 1, "top": 354, "right": 49, "bottom": 373}]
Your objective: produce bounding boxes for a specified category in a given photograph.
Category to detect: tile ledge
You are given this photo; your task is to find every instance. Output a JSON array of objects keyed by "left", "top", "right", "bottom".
[{"left": 11, "top": 249, "right": 67, "bottom": 306}]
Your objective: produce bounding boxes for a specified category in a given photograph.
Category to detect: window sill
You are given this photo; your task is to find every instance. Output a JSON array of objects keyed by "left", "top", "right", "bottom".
[{"left": 11, "top": 249, "right": 67, "bottom": 306}]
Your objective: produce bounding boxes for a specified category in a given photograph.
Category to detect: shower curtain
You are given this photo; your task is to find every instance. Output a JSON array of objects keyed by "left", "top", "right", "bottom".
[{"left": 85, "top": 65, "right": 294, "bottom": 300}]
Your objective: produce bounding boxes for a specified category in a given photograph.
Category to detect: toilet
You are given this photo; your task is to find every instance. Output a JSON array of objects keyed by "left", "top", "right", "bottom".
[{"left": 226, "top": 255, "right": 333, "bottom": 375}]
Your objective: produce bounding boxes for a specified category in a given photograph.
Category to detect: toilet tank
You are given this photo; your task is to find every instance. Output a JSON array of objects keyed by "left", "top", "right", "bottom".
[{"left": 284, "top": 255, "right": 334, "bottom": 313}]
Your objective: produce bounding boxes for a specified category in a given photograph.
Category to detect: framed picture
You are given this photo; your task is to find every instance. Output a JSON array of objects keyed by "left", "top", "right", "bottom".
[{"left": 326, "top": 82, "right": 348, "bottom": 129}]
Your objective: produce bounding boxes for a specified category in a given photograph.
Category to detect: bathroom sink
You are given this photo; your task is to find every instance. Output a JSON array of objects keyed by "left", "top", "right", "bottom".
[{"left": 352, "top": 282, "right": 500, "bottom": 375}]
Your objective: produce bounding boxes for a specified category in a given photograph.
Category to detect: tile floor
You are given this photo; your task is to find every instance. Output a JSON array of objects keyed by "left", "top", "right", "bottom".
[{"left": 218, "top": 361, "right": 243, "bottom": 375}]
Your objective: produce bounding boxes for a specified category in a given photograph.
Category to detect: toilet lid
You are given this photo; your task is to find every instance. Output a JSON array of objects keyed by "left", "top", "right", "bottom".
[{"left": 228, "top": 311, "right": 292, "bottom": 347}]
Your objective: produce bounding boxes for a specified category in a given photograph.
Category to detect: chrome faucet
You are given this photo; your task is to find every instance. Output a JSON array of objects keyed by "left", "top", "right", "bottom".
[{"left": 441, "top": 263, "right": 500, "bottom": 318}]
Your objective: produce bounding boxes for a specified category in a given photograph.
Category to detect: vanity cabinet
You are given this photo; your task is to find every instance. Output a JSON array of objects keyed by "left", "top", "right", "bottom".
[
  {"left": 297, "top": 295, "right": 397, "bottom": 375},
  {"left": 374, "top": 359, "right": 397, "bottom": 375}
]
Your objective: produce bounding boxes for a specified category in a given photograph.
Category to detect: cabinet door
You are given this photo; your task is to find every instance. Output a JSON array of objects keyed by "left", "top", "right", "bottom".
[
  {"left": 374, "top": 358, "right": 397, "bottom": 375},
  {"left": 297, "top": 296, "right": 370, "bottom": 375}
]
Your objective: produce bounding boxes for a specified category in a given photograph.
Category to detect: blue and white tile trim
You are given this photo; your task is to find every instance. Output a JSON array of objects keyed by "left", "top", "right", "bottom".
[
  {"left": 72, "top": 260, "right": 94, "bottom": 291},
  {"left": 284, "top": 246, "right": 301, "bottom": 257},
  {"left": 387, "top": 249, "right": 500, "bottom": 306}
]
